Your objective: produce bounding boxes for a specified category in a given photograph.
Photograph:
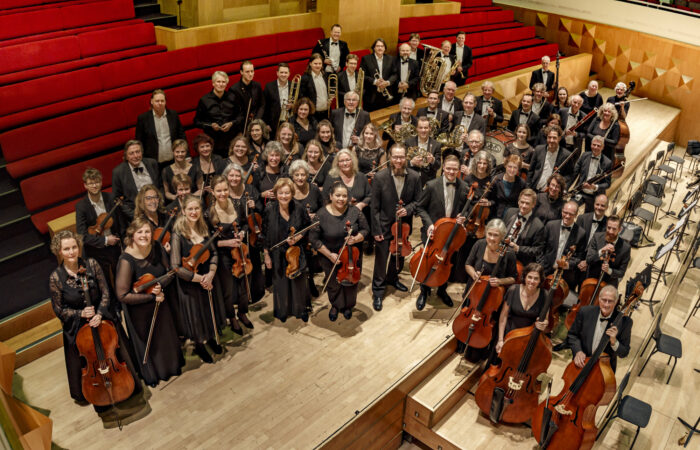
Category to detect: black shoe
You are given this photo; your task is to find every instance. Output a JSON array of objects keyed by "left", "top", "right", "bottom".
[
  {"left": 329, "top": 307, "right": 338, "bottom": 322},
  {"left": 373, "top": 295, "right": 383, "bottom": 311},
  {"left": 230, "top": 317, "right": 243, "bottom": 336},
  {"left": 309, "top": 281, "right": 320, "bottom": 298},
  {"left": 343, "top": 308, "right": 352, "bottom": 320},
  {"left": 391, "top": 281, "right": 408, "bottom": 292},
  {"left": 438, "top": 291, "right": 454, "bottom": 307},
  {"left": 416, "top": 293, "right": 427, "bottom": 311},
  {"left": 193, "top": 343, "right": 213, "bottom": 363},
  {"left": 301, "top": 312, "right": 309, "bottom": 323},
  {"left": 364, "top": 243, "right": 374, "bottom": 255},
  {"left": 553, "top": 342, "right": 569, "bottom": 352},
  {"left": 237, "top": 313, "right": 254, "bottom": 329},
  {"left": 208, "top": 340, "right": 223, "bottom": 355}
]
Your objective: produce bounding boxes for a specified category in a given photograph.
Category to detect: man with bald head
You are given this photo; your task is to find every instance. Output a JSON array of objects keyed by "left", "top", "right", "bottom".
[
  {"left": 574, "top": 135, "right": 612, "bottom": 212},
  {"left": 439, "top": 80, "right": 463, "bottom": 123},
  {"left": 451, "top": 93, "right": 486, "bottom": 134},
  {"left": 559, "top": 94, "right": 585, "bottom": 152},
  {"left": 392, "top": 43, "right": 420, "bottom": 100},
  {"left": 539, "top": 200, "right": 586, "bottom": 288},
  {"left": 529, "top": 55, "right": 555, "bottom": 91}
]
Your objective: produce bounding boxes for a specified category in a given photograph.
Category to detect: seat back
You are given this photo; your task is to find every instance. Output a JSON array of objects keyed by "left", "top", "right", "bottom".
[
  {"left": 629, "top": 190, "right": 643, "bottom": 212},
  {"left": 653, "top": 312, "right": 663, "bottom": 341},
  {"left": 617, "top": 371, "right": 631, "bottom": 400}
]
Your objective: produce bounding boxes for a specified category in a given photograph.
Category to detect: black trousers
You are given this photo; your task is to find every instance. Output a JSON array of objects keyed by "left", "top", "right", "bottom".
[{"left": 371, "top": 238, "right": 404, "bottom": 297}]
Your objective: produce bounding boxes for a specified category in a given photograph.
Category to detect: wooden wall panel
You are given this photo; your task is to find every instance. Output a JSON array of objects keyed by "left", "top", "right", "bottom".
[
  {"left": 500, "top": 5, "right": 700, "bottom": 147},
  {"left": 400, "top": 0, "right": 461, "bottom": 18}
]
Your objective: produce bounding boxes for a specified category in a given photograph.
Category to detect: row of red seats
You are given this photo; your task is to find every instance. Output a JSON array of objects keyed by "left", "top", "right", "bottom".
[
  {"left": 399, "top": 10, "right": 514, "bottom": 40},
  {"left": 0, "top": 0, "right": 105, "bottom": 16},
  {"left": 0, "top": 0, "right": 138, "bottom": 47},
  {"left": 0, "top": 22, "right": 166, "bottom": 86},
  {"left": 418, "top": 25, "right": 534, "bottom": 52},
  {"left": 459, "top": 0, "right": 493, "bottom": 7}
]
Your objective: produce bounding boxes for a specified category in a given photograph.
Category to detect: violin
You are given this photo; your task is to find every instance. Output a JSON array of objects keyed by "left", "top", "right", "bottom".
[
  {"left": 389, "top": 200, "right": 411, "bottom": 271},
  {"left": 132, "top": 269, "right": 176, "bottom": 364},
  {"left": 74, "top": 267, "right": 135, "bottom": 417},
  {"left": 464, "top": 181, "right": 493, "bottom": 239},
  {"left": 533, "top": 281, "right": 645, "bottom": 449},
  {"left": 243, "top": 154, "right": 259, "bottom": 185},
  {"left": 230, "top": 222, "right": 252, "bottom": 279},
  {"left": 542, "top": 246, "right": 575, "bottom": 333},
  {"left": 88, "top": 196, "right": 124, "bottom": 235},
  {"left": 244, "top": 191, "right": 262, "bottom": 247},
  {"left": 452, "top": 222, "right": 519, "bottom": 351},
  {"left": 181, "top": 227, "right": 223, "bottom": 273},
  {"left": 336, "top": 220, "right": 361, "bottom": 286},
  {"left": 565, "top": 249, "right": 614, "bottom": 330},
  {"left": 366, "top": 160, "right": 390, "bottom": 185},
  {"left": 285, "top": 227, "right": 303, "bottom": 279},
  {"left": 153, "top": 207, "right": 178, "bottom": 246}
]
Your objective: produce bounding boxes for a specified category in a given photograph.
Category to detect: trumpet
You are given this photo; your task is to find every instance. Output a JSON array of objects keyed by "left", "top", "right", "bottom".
[
  {"left": 327, "top": 73, "right": 338, "bottom": 118},
  {"left": 356, "top": 68, "right": 365, "bottom": 110},
  {"left": 279, "top": 74, "right": 301, "bottom": 123},
  {"left": 374, "top": 69, "right": 394, "bottom": 101}
]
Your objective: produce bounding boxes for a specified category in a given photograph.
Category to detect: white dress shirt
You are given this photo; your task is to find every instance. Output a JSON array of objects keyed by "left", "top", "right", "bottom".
[
  {"left": 565, "top": 112, "right": 578, "bottom": 145},
  {"left": 277, "top": 81, "right": 289, "bottom": 110},
  {"left": 130, "top": 162, "right": 153, "bottom": 192},
  {"left": 346, "top": 71, "right": 356, "bottom": 93},
  {"left": 441, "top": 98, "right": 454, "bottom": 114},
  {"left": 342, "top": 109, "right": 357, "bottom": 148},
  {"left": 328, "top": 39, "right": 341, "bottom": 72},
  {"left": 153, "top": 110, "right": 172, "bottom": 163},
  {"left": 537, "top": 149, "right": 559, "bottom": 190},
  {"left": 312, "top": 72, "right": 328, "bottom": 112},
  {"left": 443, "top": 177, "right": 456, "bottom": 217},
  {"left": 461, "top": 112, "right": 473, "bottom": 129},
  {"left": 392, "top": 173, "right": 405, "bottom": 198},
  {"left": 88, "top": 195, "right": 112, "bottom": 242},
  {"left": 592, "top": 311, "right": 620, "bottom": 352}
]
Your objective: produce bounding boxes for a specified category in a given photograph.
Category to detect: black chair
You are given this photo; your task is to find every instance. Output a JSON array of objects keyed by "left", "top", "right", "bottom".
[
  {"left": 666, "top": 142, "right": 684, "bottom": 178},
  {"left": 683, "top": 257, "right": 700, "bottom": 327},
  {"left": 597, "top": 372, "right": 652, "bottom": 449},
  {"left": 638, "top": 312, "right": 683, "bottom": 384},
  {"left": 627, "top": 190, "right": 655, "bottom": 247}
]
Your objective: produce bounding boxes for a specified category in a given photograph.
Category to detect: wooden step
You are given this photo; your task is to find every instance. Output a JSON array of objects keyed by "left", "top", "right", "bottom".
[
  {"left": 13, "top": 331, "right": 62, "bottom": 368},
  {"left": 2, "top": 312, "right": 63, "bottom": 368},
  {"left": 0, "top": 300, "right": 54, "bottom": 342}
]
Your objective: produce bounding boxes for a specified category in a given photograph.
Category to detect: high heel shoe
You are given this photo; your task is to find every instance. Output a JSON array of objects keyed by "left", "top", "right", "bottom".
[
  {"left": 237, "top": 313, "right": 254, "bottom": 329},
  {"left": 230, "top": 317, "right": 243, "bottom": 336},
  {"left": 207, "top": 340, "right": 223, "bottom": 355},
  {"left": 193, "top": 343, "right": 213, "bottom": 363}
]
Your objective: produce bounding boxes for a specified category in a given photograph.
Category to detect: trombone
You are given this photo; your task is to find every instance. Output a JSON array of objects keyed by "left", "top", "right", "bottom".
[
  {"left": 279, "top": 74, "right": 301, "bottom": 123},
  {"left": 374, "top": 69, "right": 394, "bottom": 101},
  {"left": 327, "top": 73, "right": 338, "bottom": 118}
]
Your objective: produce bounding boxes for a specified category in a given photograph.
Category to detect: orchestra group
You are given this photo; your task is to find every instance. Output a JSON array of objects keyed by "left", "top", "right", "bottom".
[{"left": 49, "top": 24, "right": 639, "bottom": 439}]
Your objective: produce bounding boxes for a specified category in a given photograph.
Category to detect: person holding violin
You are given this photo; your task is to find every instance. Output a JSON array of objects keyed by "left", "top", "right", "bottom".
[
  {"left": 161, "top": 139, "right": 199, "bottom": 202},
  {"left": 290, "top": 97, "right": 318, "bottom": 148},
  {"left": 315, "top": 120, "right": 337, "bottom": 157},
  {"left": 353, "top": 122, "right": 386, "bottom": 179},
  {"left": 495, "top": 262, "right": 548, "bottom": 355},
  {"left": 246, "top": 119, "right": 270, "bottom": 156},
  {"left": 310, "top": 182, "right": 369, "bottom": 321},
  {"left": 530, "top": 83, "right": 553, "bottom": 127},
  {"left": 459, "top": 130, "right": 495, "bottom": 178},
  {"left": 533, "top": 173, "right": 566, "bottom": 224},
  {"left": 49, "top": 230, "right": 141, "bottom": 410},
  {"left": 539, "top": 200, "right": 586, "bottom": 289},
  {"left": 134, "top": 185, "right": 170, "bottom": 248},
  {"left": 503, "top": 189, "right": 545, "bottom": 268},
  {"left": 559, "top": 94, "right": 585, "bottom": 153},
  {"left": 585, "top": 215, "right": 631, "bottom": 288},
  {"left": 277, "top": 121, "right": 302, "bottom": 164},
  {"left": 263, "top": 178, "right": 313, "bottom": 322},
  {"left": 115, "top": 217, "right": 184, "bottom": 387},
  {"left": 527, "top": 125, "right": 573, "bottom": 191},
  {"left": 227, "top": 135, "right": 260, "bottom": 187},
  {"left": 256, "top": 141, "right": 286, "bottom": 205},
  {"left": 490, "top": 155, "right": 526, "bottom": 219},
  {"left": 414, "top": 151, "right": 469, "bottom": 310},
  {"left": 171, "top": 194, "right": 226, "bottom": 363},
  {"left": 567, "top": 285, "right": 631, "bottom": 372},
  {"left": 586, "top": 103, "right": 620, "bottom": 161},
  {"left": 573, "top": 136, "right": 612, "bottom": 213},
  {"left": 75, "top": 168, "right": 122, "bottom": 295},
  {"left": 578, "top": 80, "right": 604, "bottom": 128},
  {"left": 404, "top": 116, "right": 441, "bottom": 185},
  {"left": 504, "top": 123, "right": 533, "bottom": 177},
  {"left": 166, "top": 173, "right": 193, "bottom": 213},
  {"left": 302, "top": 139, "right": 331, "bottom": 190},
  {"left": 370, "top": 144, "right": 422, "bottom": 311},
  {"left": 208, "top": 175, "right": 254, "bottom": 335},
  {"left": 606, "top": 81, "right": 631, "bottom": 120},
  {"left": 192, "top": 133, "right": 227, "bottom": 200}
]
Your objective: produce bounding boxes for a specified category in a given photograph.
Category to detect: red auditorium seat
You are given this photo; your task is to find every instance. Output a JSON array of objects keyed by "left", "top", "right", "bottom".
[{"left": 0, "top": 36, "right": 80, "bottom": 75}]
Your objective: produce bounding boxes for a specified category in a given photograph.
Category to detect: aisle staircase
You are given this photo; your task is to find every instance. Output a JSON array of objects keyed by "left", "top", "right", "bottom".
[{"left": 133, "top": 0, "right": 177, "bottom": 28}]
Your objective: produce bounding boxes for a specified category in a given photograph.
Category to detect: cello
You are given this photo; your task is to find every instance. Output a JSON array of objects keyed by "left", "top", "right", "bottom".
[
  {"left": 153, "top": 207, "right": 178, "bottom": 246},
  {"left": 88, "top": 196, "right": 123, "bottom": 235},
  {"left": 564, "top": 250, "right": 613, "bottom": 330},
  {"left": 533, "top": 281, "right": 646, "bottom": 449},
  {"left": 389, "top": 200, "right": 411, "bottom": 272},
  {"left": 474, "top": 246, "right": 575, "bottom": 424},
  {"left": 613, "top": 81, "right": 635, "bottom": 173},
  {"left": 464, "top": 182, "right": 493, "bottom": 239}
]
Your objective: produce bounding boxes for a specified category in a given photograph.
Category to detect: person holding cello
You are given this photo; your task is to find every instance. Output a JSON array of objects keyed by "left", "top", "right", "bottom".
[
  {"left": 310, "top": 182, "right": 369, "bottom": 321},
  {"left": 585, "top": 215, "right": 631, "bottom": 288},
  {"left": 263, "top": 178, "right": 313, "bottom": 322},
  {"left": 49, "top": 230, "right": 141, "bottom": 411},
  {"left": 171, "top": 194, "right": 226, "bottom": 363},
  {"left": 370, "top": 144, "right": 422, "bottom": 311},
  {"left": 208, "top": 175, "right": 254, "bottom": 335},
  {"left": 115, "top": 217, "right": 184, "bottom": 387},
  {"left": 414, "top": 151, "right": 469, "bottom": 311}
]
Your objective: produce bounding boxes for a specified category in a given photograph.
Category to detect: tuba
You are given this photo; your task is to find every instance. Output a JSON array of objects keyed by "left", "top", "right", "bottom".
[
  {"left": 327, "top": 73, "right": 338, "bottom": 118},
  {"left": 420, "top": 44, "right": 448, "bottom": 97},
  {"left": 280, "top": 74, "right": 301, "bottom": 123}
]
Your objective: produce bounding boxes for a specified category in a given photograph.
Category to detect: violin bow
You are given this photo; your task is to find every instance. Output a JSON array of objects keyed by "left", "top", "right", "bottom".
[
  {"left": 310, "top": 154, "right": 330, "bottom": 186},
  {"left": 207, "top": 289, "right": 220, "bottom": 345},
  {"left": 409, "top": 233, "right": 432, "bottom": 292},
  {"left": 142, "top": 303, "right": 160, "bottom": 365}
]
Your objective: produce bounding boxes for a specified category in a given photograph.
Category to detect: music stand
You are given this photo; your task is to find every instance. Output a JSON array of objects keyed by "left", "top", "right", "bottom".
[
  {"left": 641, "top": 235, "right": 678, "bottom": 316},
  {"left": 665, "top": 214, "right": 689, "bottom": 261}
]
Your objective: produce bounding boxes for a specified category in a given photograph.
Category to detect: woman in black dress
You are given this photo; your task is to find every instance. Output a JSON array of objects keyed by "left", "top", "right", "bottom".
[
  {"left": 352, "top": 122, "right": 385, "bottom": 176},
  {"left": 134, "top": 185, "right": 170, "bottom": 247},
  {"left": 316, "top": 119, "right": 337, "bottom": 156},
  {"left": 115, "top": 217, "right": 184, "bottom": 387},
  {"left": 303, "top": 139, "right": 331, "bottom": 190},
  {"left": 162, "top": 139, "right": 199, "bottom": 202},
  {"left": 278, "top": 121, "right": 302, "bottom": 166},
  {"left": 290, "top": 97, "right": 318, "bottom": 148},
  {"left": 490, "top": 155, "right": 526, "bottom": 220},
  {"left": 49, "top": 230, "right": 141, "bottom": 410},
  {"left": 262, "top": 178, "right": 313, "bottom": 322},
  {"left": 579, "top": 80, "right": 603, "bottom": 127},
  {"left": 310, "top": 182, "right": 369, "bottom": 321},
  {"left": 257, "top": 141, "right": 286, "bottom": 205},
  {"left": 533, "top": 173, "right": 565, "bottom": 224},
  {"left": 192, "top": 133, "right": 227, "bottom": 198},
  {"left": 227, "top": 135, "right": 260, "bottom": 187},
  {"left": 166, "top": 173, "right": 193, "bottom": 213},
  {"left": 464, "top": 218, "right": 518, "bottom": 298},
  {"left": 495, "top": 262, "right": 549, "bottom": 354},
  {"left": 586, "top": 102, "right": 620, "bottom": 160},
  {"left": 170, "top": 194, "right": 225, "bottom": 363},
  {"left": 246, "top": 119, "right": 269, "bottom": 156},
  {"left": 554, "top": 86, "right": 570, "bottom": 110},
  {"left": 504, "top": 123, "right": 533, "bottom": 176}
]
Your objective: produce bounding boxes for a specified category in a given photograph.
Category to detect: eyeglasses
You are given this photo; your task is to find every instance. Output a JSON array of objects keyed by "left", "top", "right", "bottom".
[{"left": 145, "top": 196, "right": 159, "bottom": 201}]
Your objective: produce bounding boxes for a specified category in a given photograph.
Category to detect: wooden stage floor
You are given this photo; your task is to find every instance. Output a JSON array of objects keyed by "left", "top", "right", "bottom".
[{"left": 15, "top": 92, "right": 698, "bottom": 450}]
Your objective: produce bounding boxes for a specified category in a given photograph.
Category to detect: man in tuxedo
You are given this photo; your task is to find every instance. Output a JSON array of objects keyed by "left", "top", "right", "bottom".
[
  {"left": 134, "top": 89, "right": 185, "bottom": 169},
  {"left": 585, "top": 215, "right": 631, "bottom": 287},
  {"left": 507, "top": 93, "right": 540, "bottom": 141},
  {"left": 230, "top": 60, "right": 265, "bottom": 136},
  {"left": 415, "top": 152, "right": 468, "bottom": 310},
  {"left": 338, "top": 54, "right": 361, "bottom": 104},
  {"left": 559, "top": 94, "right": 585, "bottom": 152},
  {"left": 75, "top": 168, "right": 122, "bottom": 293},
  {"left": 503, "top": 188, "right": 545, "bottom": 267},
  {"left": 527, "top": 125, "right": 573, "bottom": 190},
  {"left": 476, "top": 81, "right": 503, "bottom": 131},
  {"left": 404, "top": 116, "right": 441, "bottom": 185},
  {"left": 531, "top": 82, "right": 553, "bottom": 125},
  {"left": 371, "top": 144, "right": 423, "bottom": 311},
  {"left": 263, "top": 63, "right": 292, "bottom": 137},
  {"left": 112, "top": 140, "right": 161, "bottom": 221},
  {"left": 566, "top": 285, "right": 632, "bottom": 372},
  {"left": 194, "top": 71, "right": 237, "bottom": 157},
  {"left": 451, "top": 93, "right": 486, "bottom": 135},
  {"left": 449, "top": 31, "right": 472, "bottom": 86},
  {"left": 439, "top": 80, "right": 462, "bottom": 122},
  {"left": 407, "top": 33, "right": 425, "bottom": 70},
  {"left": 529, "top": 55, "right": 555, "bottom": 91},
  {"left": 330, "top": 91, "right": 370, "bottom": 149},
  {"left": 393, "top": 43, "right": 421, "bottom": 100},
  {"left": 360, "top": 38, "right": 396, "bottom": 111},
  {"left": 539, "top": 200, "right": 586, "bottom": 288},
  {"left": 574, "top": 136, "right": 612, "bottom": 212},
  {"left": 574, "top": 193, "right": 609, "bottom": 289},
  {"left": 312, "top": 24, "right": 349, "bottom": 74},
  {"left": 417, "top": 91, "right": 450, "bottom": 135}
]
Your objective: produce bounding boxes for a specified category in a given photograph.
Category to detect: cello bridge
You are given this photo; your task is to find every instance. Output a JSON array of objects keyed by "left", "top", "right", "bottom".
[
  {"left": 471, "top": 312, "right": 482, "bottom": 322},
  {"left": 435, "top": 255, "right": 444, "bottom": 263},
  {"left": 98, "top": 367, "right": 110, "bottom": 375},
  {"left": 554, "top": 404, "right": 572, "bottom": 416},
  {"left": 507, "top": 377, "right": 523, "bottom": 391}
]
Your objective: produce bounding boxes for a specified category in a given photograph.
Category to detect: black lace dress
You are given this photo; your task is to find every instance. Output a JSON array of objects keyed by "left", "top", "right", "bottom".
[{"left": 230, "top": 184, "right": 266, "bottom": 303}]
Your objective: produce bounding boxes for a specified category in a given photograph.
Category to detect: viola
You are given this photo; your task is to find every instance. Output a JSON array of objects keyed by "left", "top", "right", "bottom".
[
  {"left": 285, "top": 227, "right": 303, "bottom": 279},
  {"left": 244, "top": 191, "right": 262, "bottom": 247},
  {"left": 88, "top": 196, "right": 123, "bottom": 235},
  {"left": 336, "top": 220, "right": 361, "bottom": 286},
  {"left": 564, "top": 250, "right": 614, "bottom": 330},
  {"left": 181, "top": 227, "right": 223, "bottom": 272},
  {"left": 243, "top": 154, "right": 259, "bottom": 185},
  {"left": 230, "top": 222, "right": 252, "bottom": 279},
  {"left": 389, "top": 200, "right": 411, "bottom": 271},
  {"left": 153, "top": 207, "right": 178, "bottom": 246},
  {"left": 464, "top": 182, "right": 493, "bottom": 239},
  {"left": 542, "top": 246, "right": 575, "bottom": 333},
  {"left": 132, "top": 269, "right": 177, "bottom": 294},
  {"left": 533, "top": 281, "right": 645, "bottom": 449}
]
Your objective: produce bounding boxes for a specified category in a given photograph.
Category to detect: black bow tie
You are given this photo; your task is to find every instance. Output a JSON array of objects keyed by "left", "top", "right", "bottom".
[
  {"left": 592, "top": 156, "right": 600, "bottom": 160},
  {"left": 518, "top": 214, "right": 527, "bottom": 220},
  {"left": 562, "top": 225, "right": 572, "bottom": 232},
  {"left": 593, "top": 218, "right": 603, "bottom": 224},
  {"left": 401, "top": 59, "right": 409, "bottom": 64},
  {"left": 599, "top": 316, "right": 612, "bottom": 323},
  {"left": 464, "top": 115, "right": 472, "bottom": 120},
  {"left": 345, "top": 112, "right": 356, "bottom": 118},
  {"left": 133, "top": 166, "right": 144, "bottom": 174},
  {"left": 330, "top": 42, "right": 338, "bottom": 46},
  {"left": 446, "top": 181, "right": 457, "bottom": 187},
  {"left": 426, "top": 111, "right": 435, "bottom": 117}
]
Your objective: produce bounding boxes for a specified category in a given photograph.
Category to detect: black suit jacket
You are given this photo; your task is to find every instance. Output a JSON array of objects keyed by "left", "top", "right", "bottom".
[
  {"left": 300, "top": 71, "right": 329, "bottom": 108},
  {"left": 559, "top": 106, "right": 586, "bottom": 150},
  {"left": 507, "top": 108, "right": 541, "bottom": 141},
  {"left": 360, "top": 53, "right": 397, "bottom": 109},
  {"left": 438, "top": 94, "right": 464, "bottom": 116},
  {"left": 526, "top": 145, "right": 574, "bottom": 189},
  {"left": 134, "top": 109, "right": 185, "bottom": 162},
  {"left": 404, "top": 136, "right": 442, "bottom": 185},
  {"left": 263, "top": 80, "right": 291, "bottom": 136},
  {"left": 575, "top": 212, "right": 608, "bottom": 247},
  {"left": 338, "top": 70, "right": 360, "bottom": 104},
  {"left": 312, "top": 38, "right": 350, "bottom": 72},
  {"left": 539, "top": 219, "right": 586, "bottom": 272},
  {"left": 229, "top": 80, "right": 265, "bottom": 135},
  {"left": 76, "top": 192, "right": 123, "bottom": 248},
  {"left": 451, "top": 110, "right": 486, "bottom": 134},
  {"left": 111, "top": 158, "right": 161, "bottom": 220},
  {"left": 532, "top": 99, "right": 553, "bottom": 125},
  {"left": 475, "top": 95, "right": 504, "bottom": 131},
  {"left": 529, "top": 68, "right": 555, "bottom": 91},
  {"left": 503, "top": 208, "right": 545, "bottom": 265},
  {"left": 585, "top": 234, "right": 632, "bottom": 287},
  {"left": 370, "top": 167, "right": 422, "bottom": 239},
  {"left": 567, "top": 305, "right": 632, "bottom": 372},
  {"left": 330, "top": 108, "right": 371, "bottom": 149},
  {"left": 574, "top": 152, "right": 612, "bottom": 195},
  {"left": 416, "top": 176, "right": 469, "bottom": 240},
  {"left": 449, "top": 44, "right": 473, "bottom": 79},
  {"left": 416, "top": 107, "right": 450, "bottom": 134},
  {"left": 392, "top": 57, "right": 421, "bottom": 99}
]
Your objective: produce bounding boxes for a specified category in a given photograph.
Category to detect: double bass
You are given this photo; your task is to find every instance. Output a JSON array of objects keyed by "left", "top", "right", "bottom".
[
  {"left": 474, "top": 246, "right": 575, "bottom": 424},
  {"left": 564, "top": 250, "right": 613, "bottom": 330},
  {"left": 614, "top": 81, "right": 635, "bottom": 172},
  {"left": 533, "top": 281, "right": 645, "bottom": 449},
  {"left": 88, "top": 196, "right": 123, "bottom": 235}
]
